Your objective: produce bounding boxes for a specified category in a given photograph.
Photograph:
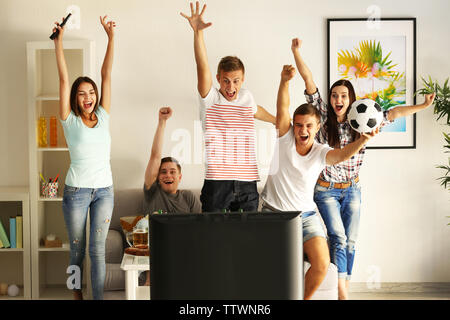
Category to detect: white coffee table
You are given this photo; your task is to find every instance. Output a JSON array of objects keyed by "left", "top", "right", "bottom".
[{"left": 120, "top": 253, "right": 150, "bottom": 300}]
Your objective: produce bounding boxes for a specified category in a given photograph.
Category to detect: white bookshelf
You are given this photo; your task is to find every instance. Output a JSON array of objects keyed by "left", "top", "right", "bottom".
[
  {"left": 38, "top": 148, "right": 69, "bottom": 152},
  {"left": 38, "top": 197, "right": 64, "bottom": 202},
  {"left": 27, "top": 40, "right": 95, "bottom": 300},
  {"left": 0, "top": 187, "right": 31, "bottom": 300}
]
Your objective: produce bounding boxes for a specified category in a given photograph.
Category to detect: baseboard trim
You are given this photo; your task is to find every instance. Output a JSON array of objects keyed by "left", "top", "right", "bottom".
[{"left": 350, "top": 282, "right": 450, "bottom": 293}]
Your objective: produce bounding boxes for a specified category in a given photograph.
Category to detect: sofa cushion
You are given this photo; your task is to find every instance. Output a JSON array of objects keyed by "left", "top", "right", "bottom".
[
  {"left": 104, "top": 263, "right": 125, "bottom": 291},
  {"left": 106, "top": 229, "right": 125, "bottom": 264},
  {"left": 110, "top": 188, "right": 145, "bottom": 232}
]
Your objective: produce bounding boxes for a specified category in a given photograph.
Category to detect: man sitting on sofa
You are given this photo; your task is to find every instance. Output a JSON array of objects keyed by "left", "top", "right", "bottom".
[
  {"left": 141, "top": 107, "right": 202, "bottom": 285},
  {"left": 144, "top": 106, "right": 202, "bottom": 214}
]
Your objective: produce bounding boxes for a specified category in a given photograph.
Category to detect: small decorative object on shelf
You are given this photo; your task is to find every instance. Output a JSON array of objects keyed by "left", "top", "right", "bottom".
[
  {"left": 39, "top": 173, "right": 60, "bottom": 198},
  {"left": 7, "top": 284, "right": 20, "bottom": 297},
  {"left": 50, "top": 116, "right": 57, "bottom": 147},
  {"left": 46, "top": 181, "right": 58, "bottom": 198},
  {"left": 0, "top": 283, "right": 8, "bottom": 295},
  {"left": 41, "top": 234, "right": 62, "bottom": 248},
  {"left": 38, "top": 116, "right": 48, "bottom": 148}
]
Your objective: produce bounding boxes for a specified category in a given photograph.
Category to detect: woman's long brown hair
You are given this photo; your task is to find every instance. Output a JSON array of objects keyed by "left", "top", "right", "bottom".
[
  {"left": 326, "top": 79, "right": 359, "bottom": 148},
  {"left": 69, "top": 76, "right": 99, "bottom": 119}
]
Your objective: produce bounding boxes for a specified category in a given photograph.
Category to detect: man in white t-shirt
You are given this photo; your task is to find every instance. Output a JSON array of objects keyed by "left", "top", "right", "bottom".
[
  {"left": 181, "top": 2, "right": 275, "bottom": 212},
  {"left": 261, "top": 65, "right": 378, "bottom": 300}
]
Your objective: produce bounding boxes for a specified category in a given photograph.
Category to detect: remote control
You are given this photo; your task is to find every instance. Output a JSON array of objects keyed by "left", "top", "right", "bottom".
[{"left": 49, "top": 13, "right": 72, "bottom": 40}]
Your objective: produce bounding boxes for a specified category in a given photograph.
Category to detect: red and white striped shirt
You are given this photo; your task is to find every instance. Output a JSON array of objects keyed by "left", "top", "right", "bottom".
[{"left": 199, "top": 88, "right": 259, "bottom": 181}]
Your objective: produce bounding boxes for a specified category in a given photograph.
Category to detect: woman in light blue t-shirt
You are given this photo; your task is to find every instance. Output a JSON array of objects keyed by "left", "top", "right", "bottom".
[{"left": 52, "top": 15, "right": 115, "bottom": 300}]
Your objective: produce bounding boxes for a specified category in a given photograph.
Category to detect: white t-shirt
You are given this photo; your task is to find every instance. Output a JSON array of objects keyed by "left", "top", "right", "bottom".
[
  {"left": 199, "top": 87, "right": 259, "bottom": 181},
  {"left": 261, "top": 127, "right": 332, "bottom": 212}
]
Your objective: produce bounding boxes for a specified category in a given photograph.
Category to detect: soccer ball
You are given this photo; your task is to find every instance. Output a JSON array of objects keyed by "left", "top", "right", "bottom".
[{"left": 347, "top": 99, "right": 383, "bottom": 133}]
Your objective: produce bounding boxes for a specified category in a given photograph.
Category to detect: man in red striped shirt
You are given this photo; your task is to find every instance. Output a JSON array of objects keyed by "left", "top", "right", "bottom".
[{"left": 181, "top": 2, "right": 275, "bottom": 212}]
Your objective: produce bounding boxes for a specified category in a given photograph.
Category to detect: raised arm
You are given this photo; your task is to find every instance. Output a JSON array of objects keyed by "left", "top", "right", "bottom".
[
  {"left": 291, "top": 38, "right": 317, "bottom": 95},
  {"left": 254, "top": 105, "right": 276, "bottom": 125},
  {"left": 181, "top": 1, "right": 212, "bottom": 98},
  {"left": 386, "top": 93, "right": 436, "bottom": 121},
  {"left": 144, "top": 107, "right": 173, "bottom": 190},
  {"left": 99, "top": 15, "right": 115, "bottom": 113},
  {"left": 52, "top": 18, "right": 71, "bottom": 120},
  {"left": 326, "top": 128, "right": 379, "bottom": 165},
  {"left": 277, "top": 65, "right": 296, "bottom": 137}
]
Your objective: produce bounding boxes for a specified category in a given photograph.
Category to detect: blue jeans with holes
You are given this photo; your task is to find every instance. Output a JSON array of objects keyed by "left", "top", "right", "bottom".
[
  {"left": 62, "top": 185, "right": 114, "bottom": 300},
  {"left": 313, "top": 180, "right": 361, "bottom": 280}
]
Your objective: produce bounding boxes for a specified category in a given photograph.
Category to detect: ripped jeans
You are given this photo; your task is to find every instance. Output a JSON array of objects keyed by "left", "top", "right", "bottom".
[
  {"left": 62, "top": 185, "right": 114, "bottom": 300},
  {"left": 313, "top": 181, "right": 361, "bottom": 280}
]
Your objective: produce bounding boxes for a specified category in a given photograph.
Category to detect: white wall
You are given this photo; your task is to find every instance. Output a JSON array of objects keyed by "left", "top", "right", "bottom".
[{"left": 0, "top": 0, "right": 449, "bottom": 283}]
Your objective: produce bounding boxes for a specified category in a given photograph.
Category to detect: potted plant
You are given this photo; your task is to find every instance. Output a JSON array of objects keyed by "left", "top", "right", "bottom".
[{"left": 416, "top": 77, "right": 450, "bottom": 225}]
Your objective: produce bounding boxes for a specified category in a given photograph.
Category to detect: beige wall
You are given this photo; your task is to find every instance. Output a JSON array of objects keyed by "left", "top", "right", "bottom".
[{"left": 0, "top": 0, "right": 449, "bottom": 283}]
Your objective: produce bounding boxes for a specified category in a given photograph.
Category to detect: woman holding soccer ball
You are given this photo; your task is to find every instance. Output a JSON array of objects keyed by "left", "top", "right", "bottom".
[{"left": 290, "top": 38, "right": 435, "bottom": 300}]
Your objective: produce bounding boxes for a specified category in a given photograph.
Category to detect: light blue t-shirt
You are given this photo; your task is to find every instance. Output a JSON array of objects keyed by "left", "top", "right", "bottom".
[{"left": 60, "top": 106, "right": 113, "bottom": 188}]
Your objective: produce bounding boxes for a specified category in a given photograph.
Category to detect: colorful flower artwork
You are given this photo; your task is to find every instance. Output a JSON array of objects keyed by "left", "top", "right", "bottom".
[{"left": 337, "top": 37, "right": 406, "bottom": 132}]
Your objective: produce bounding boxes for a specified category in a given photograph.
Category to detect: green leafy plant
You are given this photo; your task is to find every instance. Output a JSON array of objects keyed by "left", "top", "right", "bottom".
[
  {"left": 416, "top": 77, "right": 450, "bottom": 124},
  {"left": 435, "top": 133, "right": 450, "bottom": 189},
  {"left": 416, "top": 77, "right": 450, "bottom": 192}
]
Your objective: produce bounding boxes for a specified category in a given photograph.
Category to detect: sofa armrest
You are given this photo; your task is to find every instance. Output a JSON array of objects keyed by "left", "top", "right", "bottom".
[{"left": 106, "top": 229, "right": 125, "bottom": 264}]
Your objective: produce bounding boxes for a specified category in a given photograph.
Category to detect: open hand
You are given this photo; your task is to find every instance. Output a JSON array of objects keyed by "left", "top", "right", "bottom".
[
  {"left": 281, "top": 65, "right": 296, "bottom": 82},
  {"left": 180, "top": 1, "right": 212, "bottom": 32},
  {"left": 291, "top": 38, "right": 303, "bottom": 52},
  {"left": 361, "top": 126, "right": 380, "bottom": 141},
  {"left": 100, "top": 15, "right": 116, "bottom": 39},
  {"left": 159, "top": 107, "right": 173, "bottom": 121}
]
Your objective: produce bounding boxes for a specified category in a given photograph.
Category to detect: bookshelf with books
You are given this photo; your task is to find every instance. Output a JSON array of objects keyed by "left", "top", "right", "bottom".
[
  {"left": 27, "top": 41, "right": 94, "bottom": 299},
  {"left": 0, "top": 187, "right": 30, "bottom": 300}
]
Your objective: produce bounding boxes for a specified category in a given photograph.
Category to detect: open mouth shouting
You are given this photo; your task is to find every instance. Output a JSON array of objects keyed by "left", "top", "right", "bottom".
[
  {"left": 335, "top": 104, "right": 344, "bottom": 113},
  {"left": 83, "top": 102, "right": 93, "bottom": 109},
  {"left": 162, "top": 180, "right": 174, "bottom": 185},
  {"left": 299, "top": 134, "right": 309, "bottom": 142},
  {"left": 225, "top": 90, "right": 236, "bottom": 100}
]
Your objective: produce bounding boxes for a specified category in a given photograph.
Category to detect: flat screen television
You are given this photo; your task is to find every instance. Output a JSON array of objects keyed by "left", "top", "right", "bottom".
[{"left": 149, "top": 211, "right": 303, "bottom": 300}]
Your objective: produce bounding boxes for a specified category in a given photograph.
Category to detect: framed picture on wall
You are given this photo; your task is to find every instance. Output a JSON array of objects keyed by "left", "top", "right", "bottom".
[{"left": 327, "top": 18, "right": 416, "bottom": 149}]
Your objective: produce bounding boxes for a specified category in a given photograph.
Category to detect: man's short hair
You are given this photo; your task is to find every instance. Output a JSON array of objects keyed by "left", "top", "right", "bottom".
[
  {"left": 217, "top": 56, "right": 245, "bottom": 75},
  {"left": 293, "top": 103, "right": 320, "bottom": 122},
  {"left": 160, "top": 157, "right": 181, "bottom": 173}
]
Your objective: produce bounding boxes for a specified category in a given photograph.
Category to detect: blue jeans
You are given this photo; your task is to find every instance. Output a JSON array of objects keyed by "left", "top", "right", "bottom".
[
  {"left": 313, "top": 180, "right": 361, "bottom": 280},
  {"left": 62, "top": 185, "right": 114, "bottom": 300},
  {"left": 261, "top": 204, "right": 326, "bottom": 243},
  {"left": 200, "top": 180, "right": 259, "bottom": 212}
]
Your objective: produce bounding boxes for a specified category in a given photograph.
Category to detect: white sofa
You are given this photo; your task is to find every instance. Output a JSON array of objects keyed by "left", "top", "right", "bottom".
[{"left": 103, "top": 188, "right": 337, "bottom": 300}]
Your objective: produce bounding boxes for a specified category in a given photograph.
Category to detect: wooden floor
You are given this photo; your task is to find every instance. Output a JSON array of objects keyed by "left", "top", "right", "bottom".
[
  {"left": 349, "top": 282, "right": 450, "bottom": 300},
  {"left": 349, "top": 292, "right": 450, "bottom": 300}
]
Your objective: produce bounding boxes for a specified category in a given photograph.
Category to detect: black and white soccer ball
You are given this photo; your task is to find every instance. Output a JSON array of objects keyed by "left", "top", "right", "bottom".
[{"left": 347, "top": 99, "right": 383, "bottom": 133}]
